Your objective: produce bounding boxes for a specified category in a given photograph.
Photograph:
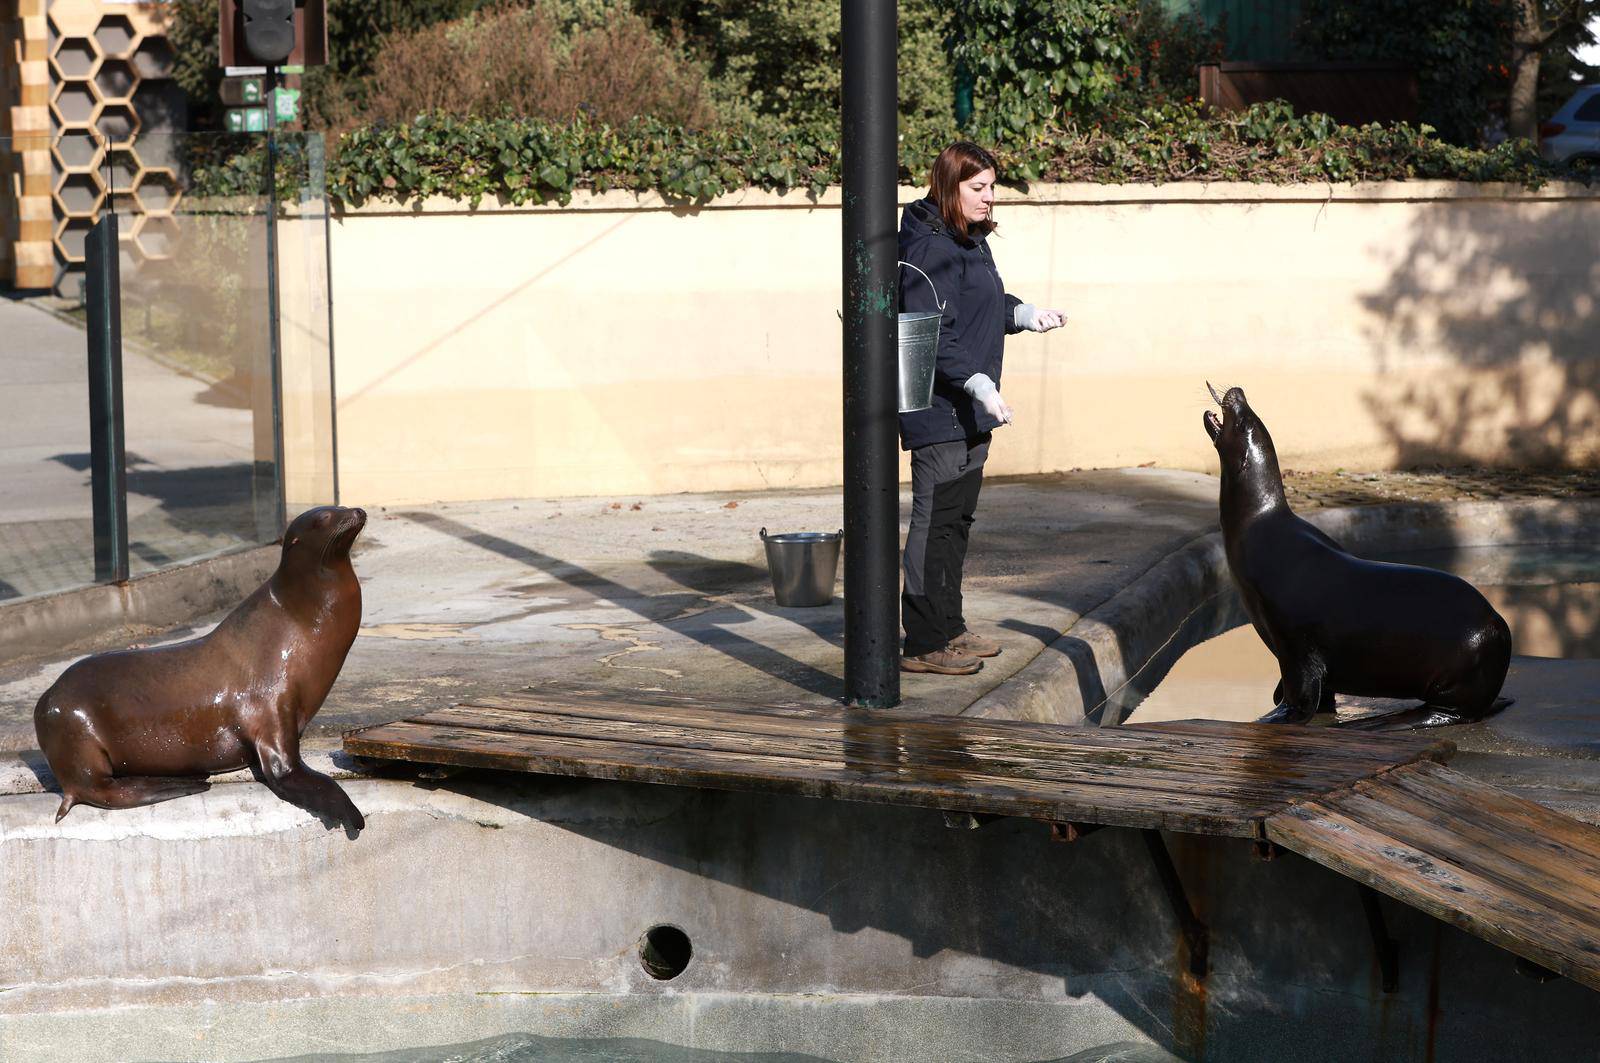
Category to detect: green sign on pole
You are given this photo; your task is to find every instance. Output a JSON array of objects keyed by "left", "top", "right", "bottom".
[
  {"left": 273, "top": 87, "right": 301, "bottom": 124},
  {"left": 220, "top": 75, "right": 264, "bottom": 107}
]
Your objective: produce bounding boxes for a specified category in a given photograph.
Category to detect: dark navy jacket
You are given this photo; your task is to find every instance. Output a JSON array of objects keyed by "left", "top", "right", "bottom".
[{"left": 897, "top": 197, "right": 1024, "bottom": 450}]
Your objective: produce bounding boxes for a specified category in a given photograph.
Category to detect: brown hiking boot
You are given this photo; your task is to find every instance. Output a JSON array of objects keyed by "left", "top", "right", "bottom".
[
  {"left": 900, "top": 647, "right": 983, "bottom": 675},
  {"left": 947, "top": 630, "right": 1002, "bottom": 658}
]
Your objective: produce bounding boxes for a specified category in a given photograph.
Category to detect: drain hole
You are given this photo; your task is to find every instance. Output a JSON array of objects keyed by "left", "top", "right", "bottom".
[{"left": 639, "top": 924, "right": 693, "bottom": 980}]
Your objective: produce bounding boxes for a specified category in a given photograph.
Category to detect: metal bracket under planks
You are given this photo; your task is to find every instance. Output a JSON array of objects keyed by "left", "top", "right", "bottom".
[{"left": 344, "top": 682, "right": 1600, "bottom": 992}]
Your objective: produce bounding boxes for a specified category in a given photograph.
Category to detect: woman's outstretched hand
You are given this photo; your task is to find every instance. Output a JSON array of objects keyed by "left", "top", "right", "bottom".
[
  {"left": 1015, "top": 304, "right": 1067, "bottom": 332},
  {"left": 963, "top": 373, "right": 1013, "bottom": 426}
]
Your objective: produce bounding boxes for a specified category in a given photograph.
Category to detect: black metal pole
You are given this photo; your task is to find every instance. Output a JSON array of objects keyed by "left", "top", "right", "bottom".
[
  {"left": 263, "top": 64, "right": 288, "bottom": 536},
  {"left": 841, "top": 0, "right": 900, "bottom": 708},
  {"left": 85, "top": 213, "right": 129, "bottom": 583}
]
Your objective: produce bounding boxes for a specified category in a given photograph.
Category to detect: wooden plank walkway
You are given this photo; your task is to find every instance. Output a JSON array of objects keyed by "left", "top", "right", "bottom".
[
  {"left": 345, "top": 684, "right": 1600, "bottom": 990},
  {"left": 344, "top": 684, "right": 1451, "bottom": 839},
  {"left": 1265, "top": 759, "right": 1600, "bottom": 992}
]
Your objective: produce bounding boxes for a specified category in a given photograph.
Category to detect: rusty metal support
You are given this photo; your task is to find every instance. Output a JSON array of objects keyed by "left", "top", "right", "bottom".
[
  {"left": 1357, "top": 884, "right": 1399, "bottom": 993},
  {"left": 1050, "top": 821, "right": 1105, "bottom": 843},
  {"left": 1143, "top": 829, "right": 1209, "bottom": 977}
]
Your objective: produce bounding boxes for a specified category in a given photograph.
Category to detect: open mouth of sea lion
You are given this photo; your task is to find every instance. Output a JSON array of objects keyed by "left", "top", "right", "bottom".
[{"left": 1203, "top": 381, "right": 1226, "bottom": 443}]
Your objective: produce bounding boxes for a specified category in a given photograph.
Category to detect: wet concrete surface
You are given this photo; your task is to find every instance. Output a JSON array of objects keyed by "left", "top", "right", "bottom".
[
  {"left": 5, "top": 470, "right": 1600, "bottom": 823},
  {"left": 0, "top": 469, "right": 1222, "bottom": 752}
]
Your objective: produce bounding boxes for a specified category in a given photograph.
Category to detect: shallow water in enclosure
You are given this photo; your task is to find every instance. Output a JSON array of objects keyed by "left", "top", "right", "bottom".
[
  {"left": 1126, "top": 543, "right": 1600, "bottom": 725},
  {"left": 261, "top": 1033, "right": 1172, "bottom": 1063}
]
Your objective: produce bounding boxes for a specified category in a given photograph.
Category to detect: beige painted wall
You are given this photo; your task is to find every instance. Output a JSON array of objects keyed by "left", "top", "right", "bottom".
[{"left": 328, "top": 181, "right": 1600, "bottom": 505}]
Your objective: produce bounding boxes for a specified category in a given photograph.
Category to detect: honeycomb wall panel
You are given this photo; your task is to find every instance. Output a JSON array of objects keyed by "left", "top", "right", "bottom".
[
  {"left": 4, "top": 0, "right": 186, "bottom": 294},
  {"left": 4, "top": 0, "right": 55, "bottom": 288}
]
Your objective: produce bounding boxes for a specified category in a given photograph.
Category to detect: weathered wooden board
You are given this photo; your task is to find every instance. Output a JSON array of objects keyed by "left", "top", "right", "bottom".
[
  {"left": 344, "top": 683, "right": 1452, "bottom": 839},
  {"left": 1266, "top": 759, "right": 1600, "bottom": 992}
]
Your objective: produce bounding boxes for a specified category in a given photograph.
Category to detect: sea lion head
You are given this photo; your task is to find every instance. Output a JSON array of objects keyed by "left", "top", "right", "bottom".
[
  {"left": 1204, "top": 383, "right": 1285, "bottom": 506},
  {"left": 281, "top": 505, "right": 368, "bottom": 573}
]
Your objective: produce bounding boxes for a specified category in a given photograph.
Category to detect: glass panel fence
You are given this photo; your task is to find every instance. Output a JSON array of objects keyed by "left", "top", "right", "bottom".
[
  {"left": 0, "top": 130, "right": 334, "bottom": 603},
  {"left": 105, "top": 130, "right": 335, "bottom": 578},
  {"left": 0, "top": 133, "right": 106, "bottom": 601}
]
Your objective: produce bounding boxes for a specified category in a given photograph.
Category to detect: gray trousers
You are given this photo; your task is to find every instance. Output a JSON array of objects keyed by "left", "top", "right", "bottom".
[{"left": 902, "top": 435, "right": 990, "bottom": 656}]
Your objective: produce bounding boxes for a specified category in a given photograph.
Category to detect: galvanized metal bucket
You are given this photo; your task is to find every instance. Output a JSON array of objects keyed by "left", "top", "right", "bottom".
[
  {"left": 760, "top": 528, "right": 843, "bottom": 607},
  {"left": 897, "top": 261, "right": 944, "bottom": 413}
]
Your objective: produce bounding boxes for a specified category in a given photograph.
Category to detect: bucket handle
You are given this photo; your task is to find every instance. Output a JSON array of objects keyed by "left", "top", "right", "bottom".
[
  {"left": 759, "top": 528, "right": 845, "bottom": 540},
  {"left": 898, "top": 260, "right": 946, "bottom": 312}
]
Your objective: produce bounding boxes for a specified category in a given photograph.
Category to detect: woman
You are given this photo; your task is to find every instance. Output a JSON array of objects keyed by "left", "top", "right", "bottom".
[{"left": 898, "top": 141, "right": 1065, "bottom": 675}]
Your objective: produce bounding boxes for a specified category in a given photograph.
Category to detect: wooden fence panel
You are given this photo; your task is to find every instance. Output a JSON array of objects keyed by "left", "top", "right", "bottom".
[{"left": 1199, "top": 61, "right": 1419, "bottom": 126}]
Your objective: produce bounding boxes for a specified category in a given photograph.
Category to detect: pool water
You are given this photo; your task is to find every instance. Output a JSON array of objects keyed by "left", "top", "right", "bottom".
[
  {"left": 1125, "top": 544, "right": 1600, "bottom": 726},
  {"left": 262, "top": 1034, "right": 1176, "bottom": 1063}
]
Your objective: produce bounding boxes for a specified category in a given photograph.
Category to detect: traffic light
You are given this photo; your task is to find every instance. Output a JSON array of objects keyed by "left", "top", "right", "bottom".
[
  {"left": 241, "top": 0, "right": 295, "bottom": 65},
  {"left": 219, "top": 0, "right": 327, "bottom": 69}
]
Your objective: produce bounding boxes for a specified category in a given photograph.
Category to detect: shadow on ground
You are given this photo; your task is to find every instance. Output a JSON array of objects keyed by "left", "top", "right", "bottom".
[{"left": 401, "top": 511, "right": 848, "bottom": 702}]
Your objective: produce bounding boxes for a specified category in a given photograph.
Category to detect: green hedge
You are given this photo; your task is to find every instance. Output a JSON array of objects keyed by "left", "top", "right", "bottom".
[
  {"left": 186, "top": 104, "right": 1594, "bottom": 207},
  {"left": 313, "top": 104, "right": 1592, "bottom": 209}
]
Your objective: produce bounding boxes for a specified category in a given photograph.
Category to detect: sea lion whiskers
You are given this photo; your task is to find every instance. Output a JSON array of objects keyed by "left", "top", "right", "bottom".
[{"left": 1206, "top": 380, "right": 1225, "bottom": 407}]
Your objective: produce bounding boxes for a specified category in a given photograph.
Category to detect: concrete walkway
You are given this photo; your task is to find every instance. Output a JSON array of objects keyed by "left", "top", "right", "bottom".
[
  {"left": 0, "top": 469, "right": 1222, "bottom": 752},
  {"left": 3, "top": 468, "right": 1600, "bottom": 823}
]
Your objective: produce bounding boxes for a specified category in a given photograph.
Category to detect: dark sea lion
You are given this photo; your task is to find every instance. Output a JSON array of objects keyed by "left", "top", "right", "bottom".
[
  {"left": 35, "top": 505, "right": 368, "bottom": 830},
  {"left": 1203, "top": 384, "right": 1511, "bottom": 727}
]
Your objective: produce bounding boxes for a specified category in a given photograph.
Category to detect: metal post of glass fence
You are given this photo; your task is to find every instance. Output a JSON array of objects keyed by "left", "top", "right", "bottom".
[
  {"left": 262, "top": 63, "right": 288, "bottom": 538},
  {"left": 308, "top": 134, "right": 341, "bottom": 505},
  {"left": 85, "top": 212, "right": 130, "bottom": 584},
  {"left": 840, "top": 0, "right": 900, "bottom": 708}
]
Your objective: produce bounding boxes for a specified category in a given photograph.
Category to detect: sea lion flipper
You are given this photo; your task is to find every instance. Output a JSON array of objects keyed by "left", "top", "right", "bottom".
[
  {"left": 250, "top": 747, "right": 365, "bottom": 833},
  {"left": 1334, "top": 706, "right": 1465, "bottom": 731},
  {"left": 56, "top": 776, "right": 212, "bottom": 819},
  {"left": 1257, "top": 664, "right": 1323, "bottom": 725},
  {"left": 1338, "top": 694, "right": 1510, "bottom": 732}
]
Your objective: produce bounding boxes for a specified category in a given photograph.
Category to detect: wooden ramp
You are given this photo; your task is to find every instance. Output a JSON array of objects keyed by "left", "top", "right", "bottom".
[
  {"left": 345, "top": 684, "right": 1600, "bottom": 991},
  {"left": 1265, "top": 758, "right": 1600, "bottom": 991},
  {"left": 344, "top": 685, "right": 1450, "bottom": 838}
]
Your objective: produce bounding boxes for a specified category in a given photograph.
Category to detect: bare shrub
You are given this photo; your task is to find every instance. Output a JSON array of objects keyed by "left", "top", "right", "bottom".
[{"left": 334, "top": 3, "right": 715, "bottom": 132}]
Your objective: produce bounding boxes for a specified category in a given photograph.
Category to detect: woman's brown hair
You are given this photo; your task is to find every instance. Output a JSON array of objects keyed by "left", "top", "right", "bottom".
[{"left": 928, "top": 141, "right": 1000, "bottom": 241}]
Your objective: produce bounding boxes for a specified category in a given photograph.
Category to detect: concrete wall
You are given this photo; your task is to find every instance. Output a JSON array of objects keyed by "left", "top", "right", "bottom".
[
  {"left": 3, "top": 773, "right": 1596, "bottom": 1061},
  {"left": 329, "top": 181, "right": 1600, "bottom": 505}
]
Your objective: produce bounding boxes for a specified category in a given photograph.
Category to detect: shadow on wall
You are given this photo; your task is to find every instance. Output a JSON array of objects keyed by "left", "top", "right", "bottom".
[{"left": 1361, "top": 198, "right": 1600, "bottom": 467}]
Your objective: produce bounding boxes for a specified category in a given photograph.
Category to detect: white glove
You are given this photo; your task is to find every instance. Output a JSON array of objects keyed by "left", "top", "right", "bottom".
[
  {"left": 1015, "top": 303, "right": 1066, "bottom": 332},
  {"left": 963, "top": 372, "right": 1013, "bottom": 425}
]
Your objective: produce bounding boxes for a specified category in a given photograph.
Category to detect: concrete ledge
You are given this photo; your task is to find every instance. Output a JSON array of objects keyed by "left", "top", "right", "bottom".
[
  {"left": 0, "top": 545, "right": 279, "bottom": 663},
  {"left": 337, "top": 180, "right": 1600, "bottom": 217},
  {"left": 970, "top": 499, "right": 1600, "bottom": 727},
  {"left": 965, "top": 531, "right": 1231, "bottom": 726}
]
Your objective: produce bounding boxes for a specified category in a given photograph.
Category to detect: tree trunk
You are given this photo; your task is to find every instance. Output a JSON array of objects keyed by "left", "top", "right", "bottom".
[{"left": 1507, "top": 0, "right": 1545, "bottom": 142}]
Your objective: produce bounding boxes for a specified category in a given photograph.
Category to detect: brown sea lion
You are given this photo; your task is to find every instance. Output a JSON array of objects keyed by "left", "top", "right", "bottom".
[
  {"left": 35, "top": 505, "right": 368, "bottom": 831},
  {"left": 1203, "top": 384, "right": 1511, "bottom": 728}
]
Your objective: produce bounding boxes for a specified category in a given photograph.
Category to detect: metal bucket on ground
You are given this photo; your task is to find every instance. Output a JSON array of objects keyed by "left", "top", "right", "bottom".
[
  {"left": 760, "top": 528, "right": 843, "bottom": 607},
  {"left": 897, "top": 260, "right": 946, "bottom": 413}
]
